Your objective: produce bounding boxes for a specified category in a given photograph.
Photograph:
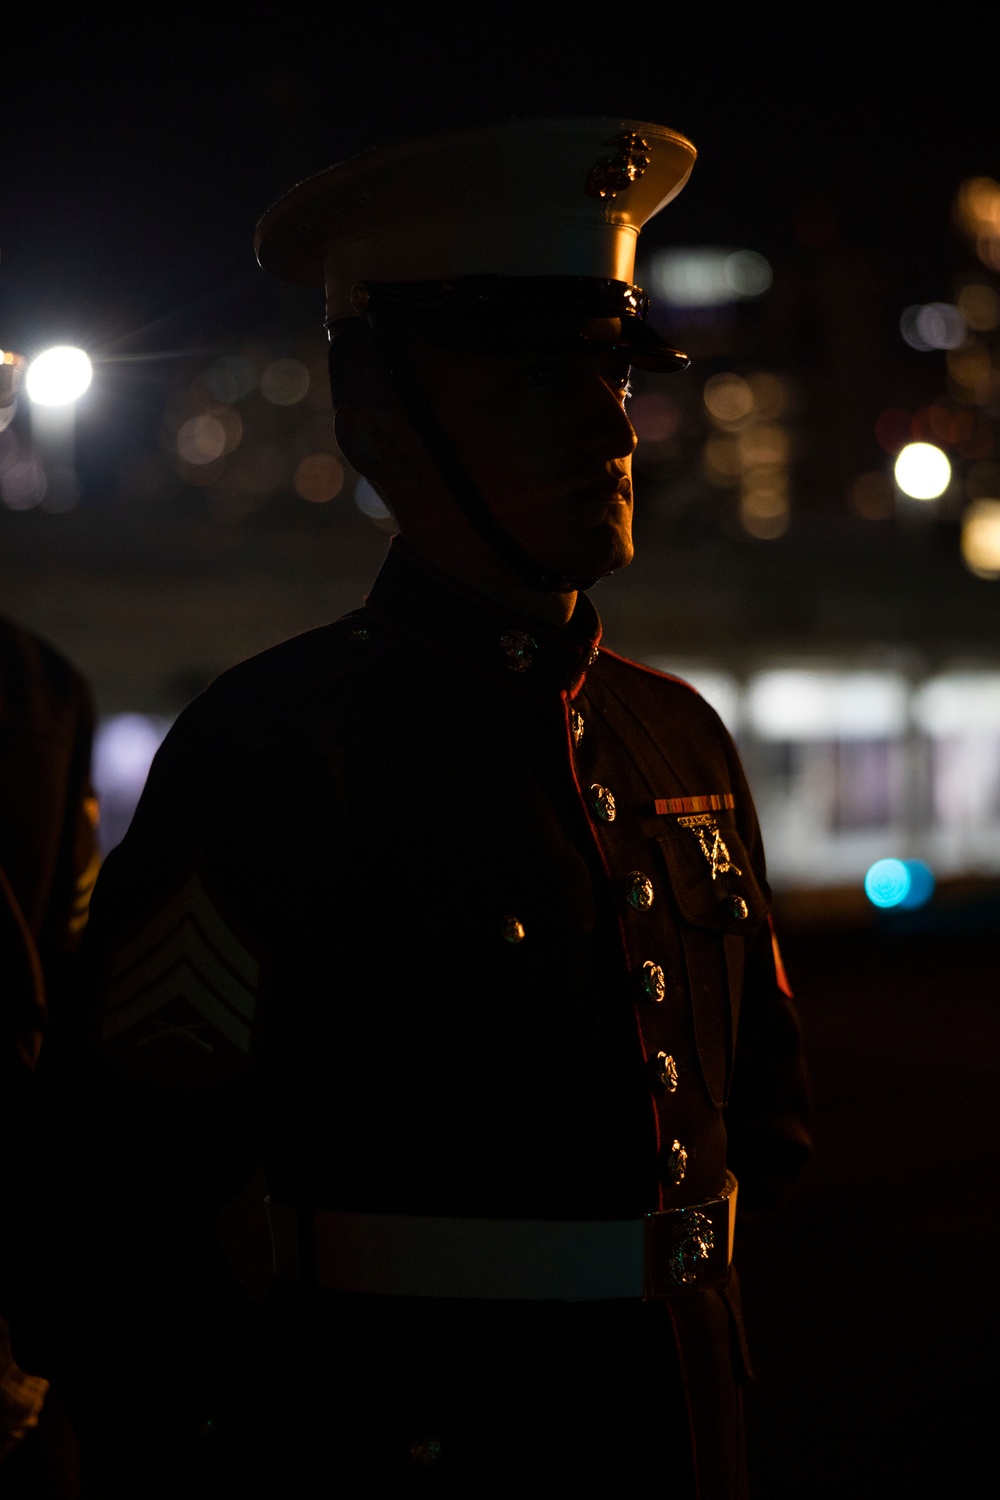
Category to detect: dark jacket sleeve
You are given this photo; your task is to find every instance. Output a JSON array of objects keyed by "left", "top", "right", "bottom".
[{"left": 31, "top": 693, "right": 272, "bottom": 1488}]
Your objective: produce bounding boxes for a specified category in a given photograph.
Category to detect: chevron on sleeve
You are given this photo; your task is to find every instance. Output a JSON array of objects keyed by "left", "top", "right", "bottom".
[{"left": 101, "top": 873, "right": 259, "bottom": 1062}]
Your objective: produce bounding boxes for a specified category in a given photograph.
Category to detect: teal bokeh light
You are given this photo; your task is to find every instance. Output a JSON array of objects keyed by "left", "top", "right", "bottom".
[
  {"left": 864, "top": 858, "right": 936, "bottom": 910},
  {"left": 899, "top": 859, "right": 935, "bottom": 910},
  {"left": 865, "top": 859, "right": 910, "bottom": 908}
]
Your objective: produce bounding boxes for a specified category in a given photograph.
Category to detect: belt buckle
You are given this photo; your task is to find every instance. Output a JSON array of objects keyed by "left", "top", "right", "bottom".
[{"left": 642, "top": 1175, "right": 736, "bottom": 1301}]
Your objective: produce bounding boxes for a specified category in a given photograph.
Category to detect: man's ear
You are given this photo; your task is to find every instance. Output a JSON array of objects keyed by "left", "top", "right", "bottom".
[{"left": 335, "top": 402, "right": 420, "bottom": 494}]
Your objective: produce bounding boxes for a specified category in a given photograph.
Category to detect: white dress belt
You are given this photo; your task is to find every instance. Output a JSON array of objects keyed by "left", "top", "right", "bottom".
[{"left": 265, "top": 1174, "right": 737, "bottom": 1302}]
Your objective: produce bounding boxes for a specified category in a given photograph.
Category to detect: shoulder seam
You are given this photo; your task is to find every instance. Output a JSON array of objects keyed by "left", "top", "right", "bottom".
[{"left": 596, "top": 647, "right": 700, "bottom": 694}]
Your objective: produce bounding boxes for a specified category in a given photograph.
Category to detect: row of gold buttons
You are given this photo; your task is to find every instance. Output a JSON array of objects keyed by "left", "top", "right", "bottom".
[{"left": 580, "top": 738, "right": 688, "bottom": 1187}]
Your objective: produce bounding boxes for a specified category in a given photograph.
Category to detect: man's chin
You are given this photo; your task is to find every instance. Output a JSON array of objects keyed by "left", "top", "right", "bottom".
[
  {"left": 545, "top": 534, "right": 634, "bottom": 589},
  {"left": 580, "top": 524, "right": 635, "bottom": 581}
]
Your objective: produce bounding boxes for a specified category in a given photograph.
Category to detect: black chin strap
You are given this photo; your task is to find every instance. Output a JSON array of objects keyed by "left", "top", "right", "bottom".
[{"left": 361, "top": 319, "right": 598, "bottom": 594}]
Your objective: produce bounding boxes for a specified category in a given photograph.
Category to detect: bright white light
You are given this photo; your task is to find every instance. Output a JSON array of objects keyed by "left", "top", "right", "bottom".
[
  {"left": 747, "top": 671, "right": 908, "bottom": 741},
  {"left": 25, "top": 346, "right": 93, "bottom": 407},
  {"left": 652, "top": 248, "right": 772, "bottom": 308},
  {"left": 894, "top": 442, "right": 951, "bottom": 500}
]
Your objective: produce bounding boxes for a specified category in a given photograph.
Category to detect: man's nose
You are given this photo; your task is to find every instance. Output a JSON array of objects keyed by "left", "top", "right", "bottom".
[{"left": 579, "top": 374, "right": 637, "bottom": 462}]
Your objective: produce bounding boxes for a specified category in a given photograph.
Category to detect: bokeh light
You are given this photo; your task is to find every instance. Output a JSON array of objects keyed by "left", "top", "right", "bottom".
[
  {"left": 864, "top": 858, "right": 935, "bottom": 910},
  {"left": 746, "top": 372, "right": 790, "bottom": 420},
  {"left": 92, "top": 715, "right": 171, "bottom": 853},
  {"left": 354, "top": 477, "right": 393, "bottom": 524},
  {"left": 947, "top": 344, "right": 993, "bottom": 404},
  {"left": 25, "top": 346, "right": 93, "bottom": 406},
  {"left": 893, "top": 442, "right": 951, "bottom": 500},
  {"left": 748, "top": 671, "right": 907, "bottom": 740},
  {"left": 955, "top": 177, "right": 1000, "bottom": 233},
  {"left": 899, "top": 861, "right": 935, "bottom": 909},
  {"left": 913, "top": 401, "right": 974, "bottom": 448},
  {"left": 740, "top": 424, "right": 789, "bottom": 468},
  {"left": 0, "top": 453, "right": 47, "bottom": 510},
  {"left": 899, "top": 303, "right": 966, "bottom": 352},
  {"left": 176, "top": 414, "right": 228, "bottom": 465},
  {"left": 93, "top": 714, "right": 168, "bottom": 796},
  {"left": 956, "top": 284, "right": 1000, "bottom": 333},
  {"left": 704, "top": 373, "right": 754, "bottom": 425},
  {"left": 260, "top": 358, "right": 310, "bottom": 406},
  {"left": 294, "top": 453, "right": 345, "bottom": 503},
  {"left": 205, "top": 355, "right": 256, "bottom": 403},
  {"left": 1, "top": 351, "right": 25, "bottom": 429},
  {"left": 724, "top": 250, "right": 773, "bottom": 297},
  {"left": 912, "top": 672, "right": 1000, "bottom": 732},
  {"left": 652, "top": 248, "right": 772, "bottom": 308},
  {"left": 740, "top": 481, "right": 789, "bottom": 539},
  {"left": 864, "top": 858, "right": 911, "bottom": 908},
  {"left": 960, "top": 499, "right": 1000, "bottom": 578}
]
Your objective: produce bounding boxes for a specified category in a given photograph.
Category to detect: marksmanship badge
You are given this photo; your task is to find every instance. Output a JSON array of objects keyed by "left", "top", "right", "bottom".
[{"left": 676, "top": 814, "right": 742, "bottom": 881}]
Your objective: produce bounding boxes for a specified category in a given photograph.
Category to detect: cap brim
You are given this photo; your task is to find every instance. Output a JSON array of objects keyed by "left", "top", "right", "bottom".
[{"left": 591, "top": 318, "right": 689, "bottom": 372}]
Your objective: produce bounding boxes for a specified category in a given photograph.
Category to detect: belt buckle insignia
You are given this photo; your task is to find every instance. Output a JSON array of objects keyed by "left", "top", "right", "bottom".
[
  {"left": 644, "top": 1176, "right": 737, "bottom": 1300},
  {"left": 667, "top": 1209, "right": 715, "bottom": 1286},
  {"left": 676, "top": 813, "right": 741, "bottom": 880}
]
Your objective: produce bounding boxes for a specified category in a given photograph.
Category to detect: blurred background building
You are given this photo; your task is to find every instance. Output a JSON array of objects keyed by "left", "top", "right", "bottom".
[{"left": 4, "top": 171, "right": 999, "bottom": 905}]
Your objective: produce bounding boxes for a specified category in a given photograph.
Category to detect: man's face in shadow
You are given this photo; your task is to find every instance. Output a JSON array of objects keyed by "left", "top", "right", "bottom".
[{"left": 405, "top": 334, "right": 638, "bottom": 586}]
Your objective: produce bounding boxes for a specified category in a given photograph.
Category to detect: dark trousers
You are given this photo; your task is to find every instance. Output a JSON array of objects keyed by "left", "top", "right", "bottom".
[{"left": 215, "top": 1284, "right": 698, "bottom": 1497}]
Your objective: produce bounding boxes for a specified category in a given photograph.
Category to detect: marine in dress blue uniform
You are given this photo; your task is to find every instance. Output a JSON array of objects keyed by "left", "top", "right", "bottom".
[{"left": 74, "top": 119, "right": 810, "bottom": 1497}]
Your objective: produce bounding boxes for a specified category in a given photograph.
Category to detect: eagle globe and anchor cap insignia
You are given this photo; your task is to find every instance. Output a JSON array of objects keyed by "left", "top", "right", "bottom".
[{"left": 585, "top": 132, "right": 652, "bottom": 200}]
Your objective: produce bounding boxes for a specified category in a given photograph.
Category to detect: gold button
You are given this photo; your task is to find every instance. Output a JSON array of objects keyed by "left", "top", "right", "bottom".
[
  {"left": 571, "top": 709, "right": 585, "bottom": 747},
  {"left": 589, "top": 783, "right": 616, "bottom": 822},
  {"left": 665, "top": 1139, "right": 688, "bottom": 1184},
  {"left": 625, "top": 872, "right": 655, "bottom": 911},
  {"left": 654, "top": 1051, "right": 679, "bottom": 1092},
  {"left": 501, "top": 916, "right": 526, "bottom": 944},
  {"left": 727, "top": 896, "right": 749, "bottom": 921},
  {"left": 640, "top": 961, "right": 666, "bottom": 1002}
]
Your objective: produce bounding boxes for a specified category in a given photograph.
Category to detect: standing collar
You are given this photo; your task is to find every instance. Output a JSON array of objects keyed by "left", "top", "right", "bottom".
[{"left": 364, "top": 539, "right": 602, "bottom": 698}]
